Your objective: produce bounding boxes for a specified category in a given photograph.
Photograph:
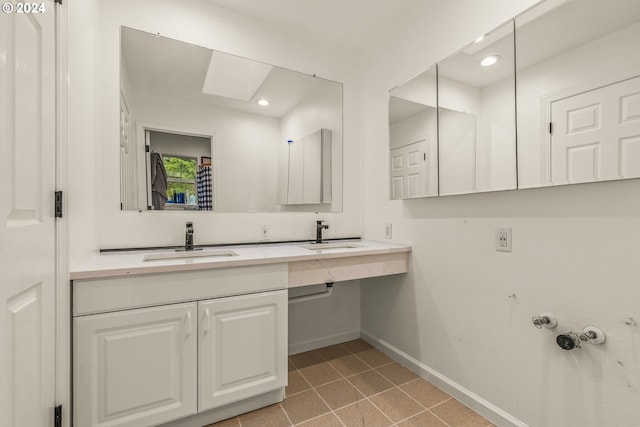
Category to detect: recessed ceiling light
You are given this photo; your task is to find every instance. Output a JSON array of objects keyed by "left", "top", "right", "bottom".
[
  {"left": 257, "top": 99, "right": 270, "bottom": 106},
  {"left": 474, "top": 36, "right": 485, "bottom": 43},
  {"left": 480, "top": 55, "right": 500, "bottom": 67}
]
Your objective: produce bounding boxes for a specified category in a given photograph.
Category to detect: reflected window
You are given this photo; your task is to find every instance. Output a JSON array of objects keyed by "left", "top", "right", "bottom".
[{"left": 164, "top": 155, "right": 198, "bottom": 206}]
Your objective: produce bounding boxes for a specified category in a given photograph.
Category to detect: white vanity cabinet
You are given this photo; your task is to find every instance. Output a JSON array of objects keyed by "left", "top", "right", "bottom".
[
  {"left": 198, "top": 291, "right": 287, "bottom": 411},
  {"left": 72, "top": 264, "right": 289, "bottom": 427},
  {"left": 74, "top": 303, "right": 198, "bottom": 427}
]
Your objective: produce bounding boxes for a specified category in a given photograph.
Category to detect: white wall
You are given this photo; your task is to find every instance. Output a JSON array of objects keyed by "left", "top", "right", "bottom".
[{"left": 360, "top": 0, "right": 640, "bottom": 426}]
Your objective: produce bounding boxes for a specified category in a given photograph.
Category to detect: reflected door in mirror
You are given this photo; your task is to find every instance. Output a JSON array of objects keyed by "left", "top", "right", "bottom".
[{"left": 516, "top": 0, "right": 640, "bottom": 188}]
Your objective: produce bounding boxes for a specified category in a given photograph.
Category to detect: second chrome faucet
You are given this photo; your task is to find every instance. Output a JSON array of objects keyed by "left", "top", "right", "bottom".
[{"left": 316, "top": 220, "right": 329, "bottom": 243}]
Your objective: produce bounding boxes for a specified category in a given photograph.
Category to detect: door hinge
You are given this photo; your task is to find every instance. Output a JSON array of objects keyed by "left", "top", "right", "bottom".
[
  {"left": 55, "top": 191, "right": 63, "bottom": 218},
  {"left": 54, "top": 0, "right": 62, "bottom": 4},
  {"left": 145, "top": 145, "right": 150, "bottom": 153},
  {"left": 549, "top": 122, "right": 553, "bottom": 134},
  {"left": 54, "top": 405, "right": 62, "bottom": 427},
  {"left": 423, "top": 153, "right": 426, "bottom": 161}
]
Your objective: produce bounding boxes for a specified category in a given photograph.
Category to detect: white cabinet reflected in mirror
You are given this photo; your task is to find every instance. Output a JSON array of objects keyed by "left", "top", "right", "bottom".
[
  {"left": 516, "top": 0, "right": 640, "bottom": 188},
  {"left": 119, "top": 26, "right": 343, "bottom": 212},
  {"left": 388, "top": 65, "right": 438, "bottom": 199},
  {"left": 438, "top": 19, "right": 516, "bottom": 195},
  {"left": 283, "top": 129, "right": 332, "bottom": 204}
]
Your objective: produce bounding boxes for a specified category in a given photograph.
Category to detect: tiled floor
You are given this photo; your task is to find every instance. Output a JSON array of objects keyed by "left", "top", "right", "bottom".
[{"left": 208, "top": 339, "right": 494, "bottom": 427}]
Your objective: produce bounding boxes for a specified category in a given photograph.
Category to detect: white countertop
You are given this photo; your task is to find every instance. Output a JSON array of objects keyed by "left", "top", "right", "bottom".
[{"left": 70, "top": 240, "right": 411, "bottom": 280}]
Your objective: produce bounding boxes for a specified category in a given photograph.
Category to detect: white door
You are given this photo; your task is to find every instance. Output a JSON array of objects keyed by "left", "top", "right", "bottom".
[
  {"left": 198, "top": 290, "right": 287, "bottom": 411},
  {"left": 0, "top": 2, "right": 57, "bottom": 426},
  {"left": 551, "top": 75, "right": 640, "bottom": 184},
  {"left": 390, "top": 139, "right": 429, "bottom": 199},
  {"left": 74, "top": 303, "right": 198, "bottom": 427}
]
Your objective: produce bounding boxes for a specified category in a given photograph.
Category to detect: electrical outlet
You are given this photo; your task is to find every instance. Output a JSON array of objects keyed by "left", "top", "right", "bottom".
[
  {"left": 495, "top": 227, "right": 512, "bottom": 252},
  {"left": 259, "top": 225, "right": 270, "bottom": 241},
  {"left": 385, "top": 223, "right": 392, "bottom": 239}
]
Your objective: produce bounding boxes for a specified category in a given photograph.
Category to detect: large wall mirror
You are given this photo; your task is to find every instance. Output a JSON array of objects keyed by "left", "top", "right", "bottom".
[
  {"left": 438, "top": 20, "right": 516, "bottom": 195},
  {"left": 388, "top": 0, "right": 640, "bottom": 199},
  {"left": 388, "top": 65, "right": 438, "bottom": 199},
  {"left": 516, "top": 0, "right": 640, "bottom": 188},
  {"left": 119, "top": 26, "right": 343, "bottom": 212}
]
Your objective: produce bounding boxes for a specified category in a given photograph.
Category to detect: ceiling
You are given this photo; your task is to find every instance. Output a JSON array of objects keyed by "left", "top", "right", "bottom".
[
  {"left": 121, "top": 27, "right": 339, "bottom": 118},
  {"left": 205, "top": 0, "right": 423, "bottom": 52}
]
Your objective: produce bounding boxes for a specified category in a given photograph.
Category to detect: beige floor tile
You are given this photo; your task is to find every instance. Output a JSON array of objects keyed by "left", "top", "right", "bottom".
[
  {"left": 296, "top": 412, "right": 344, "bottom": 427},
  {"left": 348, "top": 370, "right": 394, "bottom": 397},
  {"left": 289, "top": 350, "right": 324, "bottom": 369},
  {"left": 206, "top": 416, "right": 240, "bottom": 427},
  {"left": 369, "top": 388, "right": 423, "bottom": 422},
  {"left": 341, "top": 339, "right": 373, "bottom": 354},
  {"left": 400, "top": 379, "right": 451, "bottom": 409},
  {"left": 329, "top": 354, "right": 370, "bottom": 377},
  {"left": 299, "top": 361, "right": 343, "bottom": 387},
  {"left": 335, "top": 400, "right": 393, "bottom": 427},
  {"left": 315, "top": 378, "right": 365, "bottom": 410},
  {"left": 397, "top": 410, "right": 448, "bottom": 427},
  {"left": 376, "top": 362, "right": 418, "bottom": 385},
  {"left": 316, "top": 344, "right": 350, "bottom": 361},
  {"left": 286, "top": 369, "right": 311, "bottom": 396},
  {"left": 281, "top": 389, "right": 330, "bottom": 425},
  {"left": 355, "top": 348, "right": 393, "bottom": 368},
  {"left": 288, "top": 358, "right": 296, "bottom": 372},
  {"left": 430, "top": 399, "right": 491, "bottom": 427},
  {"left": 238, "top": 404, "right": 291, "bottom": 427}
]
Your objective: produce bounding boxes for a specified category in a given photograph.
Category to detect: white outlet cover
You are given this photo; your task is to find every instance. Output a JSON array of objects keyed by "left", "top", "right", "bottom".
[
  {"left": 495, "top": 227, "right": 512, "bottom": 252},
  {"left": 260, "top": 225, "right": 270, "bottom": 241}
]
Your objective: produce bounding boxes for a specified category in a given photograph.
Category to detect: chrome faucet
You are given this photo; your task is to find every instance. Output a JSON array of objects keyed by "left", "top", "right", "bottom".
[
  {"left": 316, "top": 220, "right": 329, "bottom": 244},
  {"left": 185, "top": 222, "right": 194, "bottom": 250}
]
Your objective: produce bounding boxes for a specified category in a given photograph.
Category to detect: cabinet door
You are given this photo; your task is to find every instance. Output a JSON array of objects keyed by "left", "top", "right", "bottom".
[
  {"left": 74, "top": 303, "right": 197, "bottom": 427},
  {"left": 198, "top": 290, "right": 287, "bottom": 411}
]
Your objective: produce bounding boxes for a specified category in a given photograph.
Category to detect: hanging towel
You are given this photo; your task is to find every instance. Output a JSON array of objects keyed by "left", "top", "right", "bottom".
[
  {"left": 150, "top": 152, "right": 168, "bottom": 210},
  {"left": 197, "top": 165, "right": 213, "bottom": 210}
]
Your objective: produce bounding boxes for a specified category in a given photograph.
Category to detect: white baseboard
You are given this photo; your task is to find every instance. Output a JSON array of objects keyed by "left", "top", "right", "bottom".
[
  {"left": 288, "top": 330, "right": 360, "bottom": 355},
  {"left": 360, "top": 330, "right": 529, "bottom": 427}
]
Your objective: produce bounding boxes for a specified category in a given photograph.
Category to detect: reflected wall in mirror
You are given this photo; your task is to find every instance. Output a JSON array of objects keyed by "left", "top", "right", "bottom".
[
  {"left": 388, "top": 65, "right": 438, "bottom": 199},
  {"left": 119, "top": 26, "right": 343, "bottom": 212},
  {"left": 438, "top": 20, "right": 516, "bottom": 195},
  {"left": 516, "top": 0, "right": 640, "bottom": 188}
]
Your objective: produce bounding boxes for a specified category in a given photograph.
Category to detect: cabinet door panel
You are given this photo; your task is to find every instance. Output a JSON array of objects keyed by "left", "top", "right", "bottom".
[
  {"left": 199, "top": 290, "right": 287, "bottom": 411},
  {"left": 74, "top": 303, "right": 197, "bottom": 427}
]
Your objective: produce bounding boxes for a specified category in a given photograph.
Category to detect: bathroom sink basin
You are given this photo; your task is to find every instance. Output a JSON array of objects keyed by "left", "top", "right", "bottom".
[
  {"left": 143, "top": 249, "right": 238, "bottom": 261},
  {"left": 299, "top": 242, "right": 365, "bottom": 250}
]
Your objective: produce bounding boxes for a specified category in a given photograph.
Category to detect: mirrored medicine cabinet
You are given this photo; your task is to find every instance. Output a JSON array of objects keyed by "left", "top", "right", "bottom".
[
  {"left": 119, "top": 26, "right": 343, "bottom": 213},
  {"left": 389, "top": 0, "right": 640, "bottom": 199}
]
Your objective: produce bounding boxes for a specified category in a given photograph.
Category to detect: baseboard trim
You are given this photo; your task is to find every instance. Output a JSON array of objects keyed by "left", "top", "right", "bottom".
[
  {"left": 289, "top": 330, "right": 360, "bottom": 355},
  {"left": 360, "top": 330, "right": 529, "bottom": 427}
]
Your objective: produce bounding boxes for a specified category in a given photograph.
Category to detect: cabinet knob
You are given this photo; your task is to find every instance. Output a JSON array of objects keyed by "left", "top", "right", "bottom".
[
  {"left": 203, "top": 309, "right": 211, "bottom": 334},
  {"left": 185, "top": 312, "right": 192, "bottom": 337}
]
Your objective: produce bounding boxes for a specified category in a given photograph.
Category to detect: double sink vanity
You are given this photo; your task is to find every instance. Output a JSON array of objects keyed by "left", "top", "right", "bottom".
[{"left": 70, "top": 239, "right": 410, "bottom": 427}]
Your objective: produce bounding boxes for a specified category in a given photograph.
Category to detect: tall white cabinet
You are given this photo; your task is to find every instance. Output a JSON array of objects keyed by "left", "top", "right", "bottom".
[{"left": 72, "top": 265, "right": 288, "bottom": 427}]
